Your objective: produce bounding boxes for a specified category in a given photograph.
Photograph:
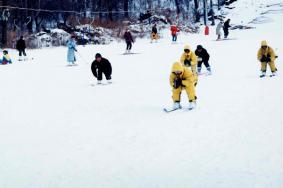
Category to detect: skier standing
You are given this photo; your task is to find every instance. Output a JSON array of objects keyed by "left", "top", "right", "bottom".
[
  {"left": 91, "top": 53, "right": 112, "bottom": 84},
  {"left": 16, "top": 36, "right": 27, "bottom": 61},
  {"left": 180, "top": 45, "right": 198, "bottom": 85},
  {"left": 124, "top": 29, "right": 134, "bottom": 53},
  {"left": 195, "top": 45, "right": 211, "bottom": 75},
  {"left": 257, "top": 40, "right": 278, "bottom": 77},
  {"left": 67, "top": 36, "right": 77, "bottom": 66},
  {"left": 151, "top": 24, "right": 158, "bottom": 42},
  {"left": 170, "top": 25, "right": 179, "bottom": 43},
  {"left": 169, "top": 62, "right": 197, "bottom": 110},
  {"left": 223, "top": 19, "right": 231, "bottom": 39},
  {"left": 216, "top": 21, "right": 223, "bottom": 40}
]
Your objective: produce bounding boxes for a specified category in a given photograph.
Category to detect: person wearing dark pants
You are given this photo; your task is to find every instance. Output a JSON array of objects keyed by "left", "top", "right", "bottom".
[
  {"left": 16, "top": 36, "right": 27, "bottom": 61},
  {"left": 91, "top": 53, "right": 112, "bottom": 84},
  {"left": 223, "top": 19, "right": 231, "bottom": 39},
  {"left": 124, "top": 30, "right": 134, "bottom": 53},
  {"left": 195, "top": 45, "right": 211, "bottom": 75}
]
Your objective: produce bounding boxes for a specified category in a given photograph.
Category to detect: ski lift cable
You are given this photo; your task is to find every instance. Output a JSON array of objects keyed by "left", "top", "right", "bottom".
[{"left": 0, "top": 5, "right": 171, "bottom": 15}]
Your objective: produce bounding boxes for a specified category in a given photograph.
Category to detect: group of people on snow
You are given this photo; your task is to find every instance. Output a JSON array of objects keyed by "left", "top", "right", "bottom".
[
  {"left": 1, "top": 19, "right": 278, "bottom": 111},
  {"left": 169, "top": 44, "right": 212, "bottom": 110},
  {"left": 1, "top": 35, "right": 28, "bottom": 65}
]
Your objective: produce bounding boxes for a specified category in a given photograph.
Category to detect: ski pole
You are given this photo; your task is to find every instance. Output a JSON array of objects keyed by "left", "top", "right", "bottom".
[{"left": 76, "top": 51, "right": 89, "bottom": 65}]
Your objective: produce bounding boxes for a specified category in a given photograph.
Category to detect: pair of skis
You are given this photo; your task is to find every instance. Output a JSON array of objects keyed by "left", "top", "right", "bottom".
[
  {"left": 260, "top": 74, "right": 276, "bottom": 78},
  {"left": 163, "top": 106, "right": 194, "bottom": 113},
  {"left": 91, "top": 82, "right": 113, "bottom": 87}
]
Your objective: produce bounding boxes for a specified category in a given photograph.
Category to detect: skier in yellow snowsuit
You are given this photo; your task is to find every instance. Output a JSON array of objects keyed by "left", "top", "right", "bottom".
[
  {"left": 257, "top": 40, "right": 277, "bottom": 77},
  {"left": 180, "top": 45, "right": 198, "bottom": 85},
  {"left": 170, "top": 62, "right": 197, "bottom": 110},
  {"left": 151, "top": 24, "right": 159, "bottom": 42}
]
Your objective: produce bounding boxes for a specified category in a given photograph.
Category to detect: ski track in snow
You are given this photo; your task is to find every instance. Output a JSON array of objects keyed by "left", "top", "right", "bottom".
[{"left": 0, "top": 1, "right": 283, "bottom": 188}]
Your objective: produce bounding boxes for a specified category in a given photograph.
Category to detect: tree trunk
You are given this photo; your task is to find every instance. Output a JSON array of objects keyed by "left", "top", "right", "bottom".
[
  {"left": 194, "top": 0, "right": 200, "bottom": 22},
  {"left": 124, "top": 0, "right": 129, "bottom": 18},
  {"left": 175, "top": 0, "right": 181, "bottom": 15},
  {"left": 1, "top": 0, "right": 7, "bottom": 47}
]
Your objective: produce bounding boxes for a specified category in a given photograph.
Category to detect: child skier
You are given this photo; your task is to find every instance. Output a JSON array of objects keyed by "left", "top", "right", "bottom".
[
  {"left": 169, "top": 62, "right": 197, "bottom": 111},
  {"left": 91, "top": 53, "right": 112, "bottom": 84},
  {"left": 180, "top": 45, "right": 198, "bottom": 85},
  {"left": 170, "top": 25, "right": 179, "bottom": 42},
  {"left": 0, "top": 50, "right": 12, "bottom": 65},
  {"left": 195, "top": 45, "right": 211, "bottom": 75},
  {"left": 67, "top": 36, "right": 77, "bottom": 66},
  {"left": 257, "top": 40, "right": 278, "bottom": 77},
  {"left": 151, "top": 24, "right": 158, "bottom": 43}
]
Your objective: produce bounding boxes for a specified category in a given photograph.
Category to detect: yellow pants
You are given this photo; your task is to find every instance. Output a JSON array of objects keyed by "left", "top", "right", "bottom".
[
  {"left": 151, "top": 33, "right": 158, "bottom": 40},
  {"left": 261, "top": 61, "right": 277, "bottom": 72},
  {"left": 172, "top": 85, "right": 196, "bottom": 102},
  {"left": 194, "top": 74, "right": 198, "bottom": 86}
]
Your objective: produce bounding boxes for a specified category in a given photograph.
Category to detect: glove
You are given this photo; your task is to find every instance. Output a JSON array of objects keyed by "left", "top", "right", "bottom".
[
  {"left": 173, "top": 78, "right": 182, "bottom": 89},
  {"left": 197, "top": 57, "right": 203, "bottom": 62},
  {"left": 184, "top": 59, "right": 191, "bottom": 66}
]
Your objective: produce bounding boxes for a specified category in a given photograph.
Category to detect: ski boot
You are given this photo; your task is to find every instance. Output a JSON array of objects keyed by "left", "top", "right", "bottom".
[
  {"left": 270, "top": 71, "right": 277, "bottom": 77},
  {"left": 188, "top": 101, "right": 196, "bottom": 110},
  {"left": 206, "top": 67, "right": 212, "bottom": 75},
  {"left": 173, "top": 102, "right": 182, "bottom": 110},
  {"left": 260, "top": 71, "right": 266, "bottom": 78}
]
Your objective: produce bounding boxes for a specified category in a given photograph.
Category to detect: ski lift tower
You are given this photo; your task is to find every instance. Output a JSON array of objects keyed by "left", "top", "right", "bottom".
[
  {"left": 203, "top": 0, "right": 208, "bottom": 26},
  {"left": 203, "top": 0, "right": 209, "bottom": 35}
]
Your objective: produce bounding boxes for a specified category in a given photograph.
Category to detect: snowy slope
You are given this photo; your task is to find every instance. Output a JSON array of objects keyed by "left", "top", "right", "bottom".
[{"left": 0, "top": 0, "right": 283, "bottom": 188}]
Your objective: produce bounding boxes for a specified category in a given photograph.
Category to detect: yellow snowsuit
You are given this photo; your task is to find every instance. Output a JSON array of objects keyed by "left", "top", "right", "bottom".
[
  {"left": 151, "top": 33, "right": 159, "bottom": 40},
  {"left": 180, "top": 45, "right": 198, "bottom": 84},
  {"left": 170, "top": 62, "right": 196, "bottom": 102},
  {"left": 257, "top": 40, "right": 277, "bottom": 72}
]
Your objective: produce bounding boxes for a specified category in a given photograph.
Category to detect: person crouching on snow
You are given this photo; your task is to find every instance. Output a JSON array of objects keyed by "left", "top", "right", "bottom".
[
  {"left": 195, "top": 45, "right": 211, "bottom": 75},
  {"left": 170, "top": 62, "right": 197, "bottom": 110},
  {"left": 0, "top": 50, "right": 12, "bottom": 65},
  {"left": 91, "top": 53, "right": 112, "bottom": 84},
  {"left": 67, "top": 36, "right": 77, "bottom": 66},
  {"left": 180, "top": 45, "right": 198, "bottom": 86},
  {"left": 257, "top": 40, "right": 278, "bottom": 77}
]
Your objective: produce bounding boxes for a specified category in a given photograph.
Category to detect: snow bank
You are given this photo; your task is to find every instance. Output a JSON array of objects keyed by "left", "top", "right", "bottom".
[{"left": 26, "top": 29, "right": 70, "bottom": 48}]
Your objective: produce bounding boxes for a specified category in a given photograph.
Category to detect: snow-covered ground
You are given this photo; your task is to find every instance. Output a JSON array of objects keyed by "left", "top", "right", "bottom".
[{"left": 1, "top": 1, "right": 283, "bottom": 188}]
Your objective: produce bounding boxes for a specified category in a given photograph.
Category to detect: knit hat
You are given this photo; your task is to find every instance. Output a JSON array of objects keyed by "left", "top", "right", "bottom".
[
  {"left": 261, "top": 40, "right": 268, "bottom": 47},
  {"left": 95, "top": 53, "right": 102, "bottom": 58},
  {"left": 197, "top": 45, "right": 203, "bottom": 50}
]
